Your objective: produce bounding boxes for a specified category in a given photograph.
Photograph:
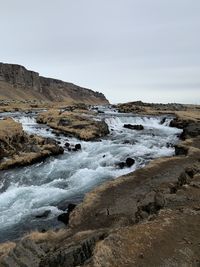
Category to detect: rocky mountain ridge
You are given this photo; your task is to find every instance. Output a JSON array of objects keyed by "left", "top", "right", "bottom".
[{"left": 0, "top": 63, "right": 109, "bottom": 104}]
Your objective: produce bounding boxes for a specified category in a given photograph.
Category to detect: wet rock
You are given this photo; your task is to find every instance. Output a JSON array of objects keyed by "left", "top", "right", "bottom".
[
  {"left": 117, "top": 162, "right": 126, "bottom": 169},
  {"left": 166, "top": 142, "right": 173, "bottom": 148},
  {"left": 160, "top": 117, "right": 167, "bottom": 125},
  {"left": 68, "top": 203, "right": 77, "bottom": 213},
  {"left": 75, "top": 144, "right": 81, "bottom": 151},
  {"left": 124, "top": 124, "right": 144, "bottom": 131},
  {"left": 123, "top": 140, "right": 131, "bottom": 144},
  {"left": 57, "top": 203, "right": 77, "bottom": 225},
  {"left": 126, "top": 158, "right": 135, "bottom": 167},
  {"left": 117, "top": 158, "right": 135, "bottom": 169},
  {"left": 35, "top": 210, "right": 51, "bottom": 219},
  {"left": 57, "top": 212, "right": 69, "bottom": 224},
  {"left": 65, "top": 142, "right": 70, "bottom": 148}
]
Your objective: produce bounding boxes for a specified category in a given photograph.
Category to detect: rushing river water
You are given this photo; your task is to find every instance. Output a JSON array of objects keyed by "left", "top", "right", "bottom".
[{"left": 0, "top": 106, "right": 182, "bottom": 242}]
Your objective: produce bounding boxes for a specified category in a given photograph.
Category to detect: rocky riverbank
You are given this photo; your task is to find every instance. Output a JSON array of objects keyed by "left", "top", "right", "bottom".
[
  {"left": 36, "top": 107, "right": 109, "bottom": 141},
  {"left": 0, "top": 118, "right": 63, "bottom": 170},
  {"left": 0, "top": 104, "right": 200, "bottom": 266}
]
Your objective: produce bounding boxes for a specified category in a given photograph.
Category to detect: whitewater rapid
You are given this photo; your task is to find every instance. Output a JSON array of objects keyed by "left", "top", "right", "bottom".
[{"left": 0, "top": 107, "right": 182, "bottom": 242}]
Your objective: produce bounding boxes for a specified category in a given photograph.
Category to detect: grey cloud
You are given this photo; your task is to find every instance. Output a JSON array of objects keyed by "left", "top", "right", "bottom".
[{"left": 0, "top": 0, "right": 200, "bottom": 104}]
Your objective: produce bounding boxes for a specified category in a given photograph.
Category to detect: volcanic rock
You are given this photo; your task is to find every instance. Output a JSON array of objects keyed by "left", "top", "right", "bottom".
[{"left": 124, "top": 124, "right": 144, "bottom": 130}]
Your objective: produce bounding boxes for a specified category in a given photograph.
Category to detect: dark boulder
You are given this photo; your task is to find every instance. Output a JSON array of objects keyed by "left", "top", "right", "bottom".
[
  {"left": 117, "top": 162, "right": 126, "bottom": 169},
  {"left": 65, "top": 142, "right": 70, "bottom": 148},
  {"left": 166, "top": 142, "right": 173, "bottom": 148},
  {"left": 35, "top": 210, "right": 51, "bottom": 219},
  {"left": 75, "top": 143, "right": 82, "bottom": 150},
  {"left": 57, "top": 203, "right": 77, "bottom": 225},
  {"left": 68, "top": 203, "right": 76, "bottom": 213},
  {"left": 126, "top": 157, "right": 135, "bottom": 167},
  {"left": 117, "top": 158, "right": 135, "bottom": 169},
  {"left": 57, "top": 212, "right": 69, "bottom": 225},
  {"left": 160, "top": 117, "right": 167, "bottom": 125},
  {"left": 124, "top": 124, "right": 144, "bottom": 131}
]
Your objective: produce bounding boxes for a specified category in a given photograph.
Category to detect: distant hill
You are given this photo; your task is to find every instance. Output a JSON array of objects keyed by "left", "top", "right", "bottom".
[{"left": 0, "top": 63, "right": 109, "bottom": 104}]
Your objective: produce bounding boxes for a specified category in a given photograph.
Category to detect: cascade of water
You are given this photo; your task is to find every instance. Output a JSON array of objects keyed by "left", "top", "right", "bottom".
[{"left": 0, "top": 109, "right": 182, "bottom": 242}]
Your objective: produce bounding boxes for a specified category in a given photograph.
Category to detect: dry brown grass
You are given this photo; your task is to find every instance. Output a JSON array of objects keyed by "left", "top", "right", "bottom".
[
  {"left": 0, "top": 118, "right": 23, "bottom": 141},
  {"left": 24, "top": 228, "right": 70, "bottom": 243},
  {"left": 0, "top": 242, "right": 16, "bottom": 258},
  {"left": 37, "top": 109, "right": 109, "bottom": 141},
  {"left": 0, "top": 118, "right": 63, "bottom": 170}
]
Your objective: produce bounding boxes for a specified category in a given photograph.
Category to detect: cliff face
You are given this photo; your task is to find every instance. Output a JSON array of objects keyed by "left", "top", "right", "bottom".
[{"left": 0, "top": 63, "right": 109, "bottom": 104}]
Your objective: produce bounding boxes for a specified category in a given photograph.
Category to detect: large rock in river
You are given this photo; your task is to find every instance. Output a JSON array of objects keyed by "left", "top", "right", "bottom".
[{"left": 0, "top": 118, "right": 63, "bottom": 170}]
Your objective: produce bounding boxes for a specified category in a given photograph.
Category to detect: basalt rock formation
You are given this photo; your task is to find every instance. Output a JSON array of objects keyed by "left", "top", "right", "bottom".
[{"left": 0, "top": 63, "right": 109, "bottom": 105}]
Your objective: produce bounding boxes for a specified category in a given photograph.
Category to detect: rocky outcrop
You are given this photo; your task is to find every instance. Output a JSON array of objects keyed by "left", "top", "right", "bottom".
[
  {"left": 118, "top": 101, "right": 187, "bottom": 113},
  {"left": 37, "top": 109, "right": 109, "bottom": 141},
  {"left": 123, "top": 124, "right": 144, "bottom": 130},
  {"left": 0, "top": 118, "right": 63, "bottom": 170},
  {"left": 0, "top": 63, "right": 109, "bottom": 104}
]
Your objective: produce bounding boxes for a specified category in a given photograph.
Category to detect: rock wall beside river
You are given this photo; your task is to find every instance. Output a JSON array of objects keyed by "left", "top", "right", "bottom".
[
  {"left": 0, "top": 63, "right": 109, "bottom": 105},
  {"left": 0, "top": 118, "right": 64, "bottom": 170}
]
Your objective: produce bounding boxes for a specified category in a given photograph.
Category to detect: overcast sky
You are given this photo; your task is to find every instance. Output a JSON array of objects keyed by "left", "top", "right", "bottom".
[{"left": 0, "top": 0, "right": 200, "bottom": 104}]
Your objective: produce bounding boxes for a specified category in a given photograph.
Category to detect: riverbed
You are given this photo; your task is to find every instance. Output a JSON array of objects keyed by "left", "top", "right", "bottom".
[{"left": 0, "top": 106, "right": 182, "bottom": 242}]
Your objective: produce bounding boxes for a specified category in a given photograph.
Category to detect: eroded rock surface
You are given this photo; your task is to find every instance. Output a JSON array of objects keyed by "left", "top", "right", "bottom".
[
  {"left": 37, "top": 109, "right": 109, "bottom": 141},
  {"left": 0, "top": 63, "right": 109, "bottom": 105},
  {"left": 0, "top": 118, "right": 63, "bottom": 170}
]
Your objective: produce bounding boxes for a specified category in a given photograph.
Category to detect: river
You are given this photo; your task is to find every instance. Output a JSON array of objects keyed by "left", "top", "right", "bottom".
[{"left": 0, "top": 106, "right": 182, "bottom": 242}]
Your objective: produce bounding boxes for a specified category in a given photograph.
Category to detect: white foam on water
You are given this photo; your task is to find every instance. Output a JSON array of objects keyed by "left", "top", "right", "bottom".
[{"left": 14, "top": 116, "right": 56, "bottom": 138}]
